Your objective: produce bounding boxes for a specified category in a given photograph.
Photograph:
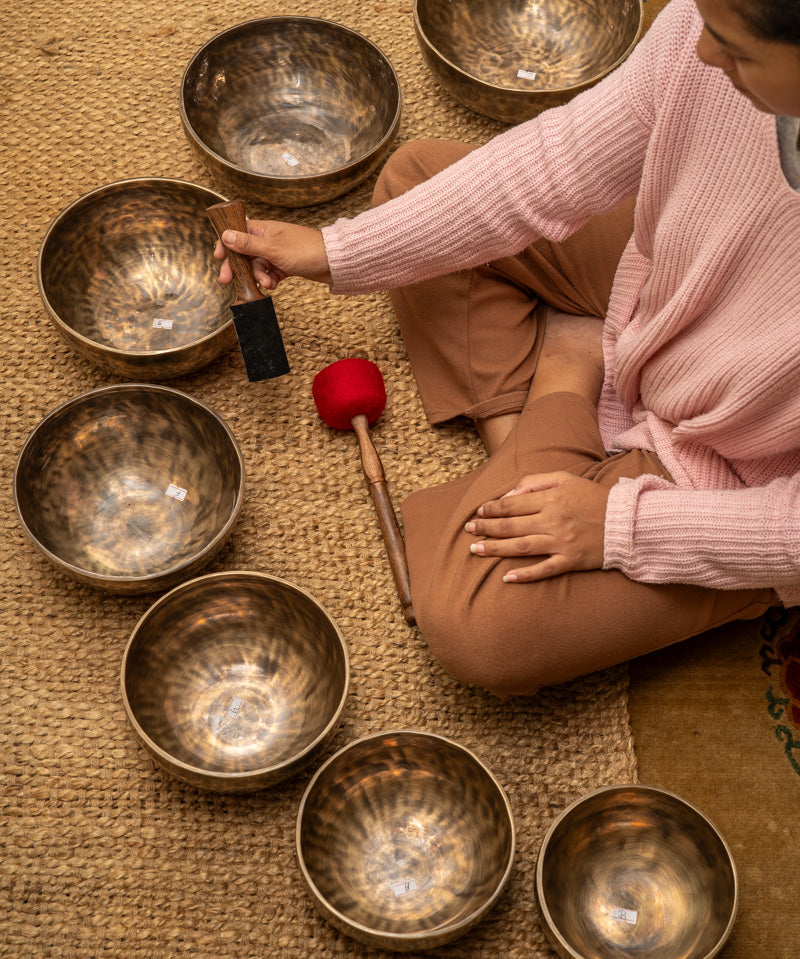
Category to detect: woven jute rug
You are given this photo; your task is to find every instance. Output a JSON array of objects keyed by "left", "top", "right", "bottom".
[
  {"left": 0, "top": 1, "right": 673, "bottom": 957},
  {"left": 629, "top": 611, "right": 800, "bottom": 959}
]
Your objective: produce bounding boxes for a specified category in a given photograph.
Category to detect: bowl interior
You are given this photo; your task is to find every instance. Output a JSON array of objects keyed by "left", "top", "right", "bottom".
[
  {"left": 299, "top": 732, "right": 513, "bottom": 937},
  {"left": 538, "top": 787, "right": 737, "bottom": 959},
  {"left": 39, "top": 180, "right": 233, "bottom": 355},
  {"left": 416, "top": 0, "right": 641, "bottom": 92},
  {"left": 124, "top": 574, "right": 348, "bottom": 775},
  {"left": 182, "top": 18, "right": 400, "bottom": 179},
  {"left": 15, "top": 386, "right": 242, "bottom": 581}
]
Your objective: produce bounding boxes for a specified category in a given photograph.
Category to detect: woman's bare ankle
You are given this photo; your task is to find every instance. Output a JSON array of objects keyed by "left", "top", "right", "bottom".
[
  {"left": 476, "top": 411, "right": 519, "bottom": 456},
  {"left": 528, "top": 309, "right": 604, "bottom": 404}
]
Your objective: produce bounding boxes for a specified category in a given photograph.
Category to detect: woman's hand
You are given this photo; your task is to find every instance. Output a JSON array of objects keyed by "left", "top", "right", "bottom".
[
  {"left": 213, "top": 219, "right": 332, "bottom": 290},
  {"left": 464, "top": 471, "right": 609, "bottom": 582}
]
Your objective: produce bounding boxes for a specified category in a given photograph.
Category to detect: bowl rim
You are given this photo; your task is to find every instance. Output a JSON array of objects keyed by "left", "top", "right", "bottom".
[
  {"left": 36, "top": 176, "right": 235, "bottom": 361},
  {"left": 534, "top": 783, "right": 739, "bottom": 959},
  {"left": 295, "top": 728, "right": 516, "bottom": 944},
  {"left": 179, "top": 15, "right": 403, "bottom": 184},
  {"left": 13, "top": 383, "right": 246, "bottom": 587},
  {"left": 413, "top": 0, "right": 644, "bottom": 96},
  {"left": 120, "top": 569, "right": 350, "bottom": 784}
]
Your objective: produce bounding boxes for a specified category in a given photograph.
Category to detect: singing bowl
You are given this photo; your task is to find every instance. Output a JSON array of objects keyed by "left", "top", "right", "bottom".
[
  {"left": 181, "top": 17, "right": 402, "bottom": 207},
  {"left": 535, "top": 785, "right": 738, "bottom": 959},
  {"left": 296, "top": 730, "right": 515, "bottom": 950},
  {"left": 37, "top": 178, "right": 237, "bottom": 380},
  {"left": 121, "top": 572, "right": 349, "bottom": 792},
  {"left": 414, "top": 0, "right": 643, "bottom": 124},
  {"left": 13, "top": 384, "right": 244, "bottom": 594}
]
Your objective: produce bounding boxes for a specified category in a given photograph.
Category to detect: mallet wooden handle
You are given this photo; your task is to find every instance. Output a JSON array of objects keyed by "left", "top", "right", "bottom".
[
  {"left": 207, "top": 200, "right": 263, "bottom": 305},
  {"left": 350, "top": 414, "right": 416, "bottom": 627}
]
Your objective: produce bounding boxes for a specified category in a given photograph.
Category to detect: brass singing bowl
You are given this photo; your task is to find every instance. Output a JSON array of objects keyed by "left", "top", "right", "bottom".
[
  {"left": 296, "top": 730, "right": 515, "bottom": 950},
  {"left": 38, "top": 178, "right": 237, "bottom": 380},
  {"left": 13, "top": 384, "right": 244, "bottom": 594},
  {"left": 414, "top": 0, "right": 644, "bottom": 124},
  {"left": 121, "top": 572, "right": 349, "bottom": 792},
  {"left": 535, "top": 785, "right": 738, "bottom": 959},
  {"left": 181, "top": 17, "right": 402, "bottom": 207}
]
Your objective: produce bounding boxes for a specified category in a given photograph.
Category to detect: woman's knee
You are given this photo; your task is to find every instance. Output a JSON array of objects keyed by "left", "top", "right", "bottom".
[
  {"left": 416, "top": 589, "right": 548, "bottom": 698},
  {"left": 372, "top": 139, "right": 474, "bottom": 207},
  {"left": 373, "top": 139, "right": 443, "bottom": 206}
]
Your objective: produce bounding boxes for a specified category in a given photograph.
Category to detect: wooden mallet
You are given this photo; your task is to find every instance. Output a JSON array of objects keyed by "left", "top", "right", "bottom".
[
  {"left": 312, "top": 358, "right": 415, "bottom": 627},
  {"left": 207, "top": 200, "right": 290, "bottom": 382}
]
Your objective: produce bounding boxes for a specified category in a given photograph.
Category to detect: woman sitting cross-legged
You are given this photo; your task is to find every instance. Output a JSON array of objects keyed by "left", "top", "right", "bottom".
[{"left": 215, "top": 0, "right": 800, "bottom": 696}]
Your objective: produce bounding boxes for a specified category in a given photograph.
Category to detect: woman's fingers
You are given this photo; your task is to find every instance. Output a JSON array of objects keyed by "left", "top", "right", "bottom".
[
  {"left": 464, "top": 472, "right": 609, "bottom": 578},
  {"left": 465, "top": 496, "right": 546, "bottom": 540},
  {"left": 214, "top": 219, "right": 331, "bottom": 286},
  {"left": 503, "top": 556, "right": 571, "bottom": 583},
  {"left": 469, "top": 532, "right": 550, "bottom": 557}
]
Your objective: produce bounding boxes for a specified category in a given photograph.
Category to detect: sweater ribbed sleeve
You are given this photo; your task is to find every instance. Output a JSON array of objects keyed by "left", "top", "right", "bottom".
[
  {"left": 605, "top": 474, "right": 800, "bottom": 605},
  {"left": 321, "top": 21, "right": 665, "bottom": 293}
]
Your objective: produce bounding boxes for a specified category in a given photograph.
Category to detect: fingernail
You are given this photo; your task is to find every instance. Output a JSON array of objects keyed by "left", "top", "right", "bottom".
[
  {"left": 503, "top": 572, "right": 518, "bottom": 583},
  {"left": 222, "top": 230, "right": 236, "bottom": 245},
  {"left": 476, "top": 506, "right": 485, "bottom": 517},
  {"left": 470, "top": 543, "right": 484, "bottom": 555},
  {"left": 464, "top": 521, "right": 476, "bottom": 533}
]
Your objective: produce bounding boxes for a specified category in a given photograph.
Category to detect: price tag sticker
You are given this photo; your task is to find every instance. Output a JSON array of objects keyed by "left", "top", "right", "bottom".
[
  {"left": 227, "top": 696, "right": 244, "bottom": 719},
  {"left": 517, "top": 69, "right": 537, "bottom": 80},
  {"left": 612, "top": 907, "right": 638, "bottom": 925},
  {"left": 391, "top": 879, "right": 418, "bottom": 897},
  {"left": 152, "top": 317, "right": 174, "bottom": 330},
  {"left": 282, "top": 152, "right": 300, "bottom": 167},
  {"left": 165, "top": 484, "right": 188, "bottom": 502}
]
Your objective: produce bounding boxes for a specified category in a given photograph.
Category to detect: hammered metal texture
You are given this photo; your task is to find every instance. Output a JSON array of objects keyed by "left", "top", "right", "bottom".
[
  {"left": 13, "top": 384, "right": 244, "bottom": 593},
  {"left": 38, "top": 178, "right": 238, "bottom": 380},
  {"left": 181, "top": 17, "right": 402, "bottom": 207},
  {"left": 535, "top": 785, "right": 738, "bottom": 959},
  {"left": 414, "top": 0, "right": 643, "bottom": 123},
  {"left": 122, "top": 572, "right": 349, "bottom": 792},
  {"left": 297, "top": 731, "right": 515, "bottom": 951}
]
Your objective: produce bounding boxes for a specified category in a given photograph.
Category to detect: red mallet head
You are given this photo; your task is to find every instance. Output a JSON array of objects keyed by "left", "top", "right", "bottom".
[{"left": 312, "top": 358, "right": 387, "bottom": 431}]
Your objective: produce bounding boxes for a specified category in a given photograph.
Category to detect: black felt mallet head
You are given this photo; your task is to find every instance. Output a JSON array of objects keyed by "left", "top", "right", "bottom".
[{"left": 207, "top": 200, "right": 290, "bottom": 382}]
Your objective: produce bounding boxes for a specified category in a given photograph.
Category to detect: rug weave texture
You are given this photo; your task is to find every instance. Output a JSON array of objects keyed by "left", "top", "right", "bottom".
[{"left": 0, "top": 1, "right": 644, "bottom": 956}]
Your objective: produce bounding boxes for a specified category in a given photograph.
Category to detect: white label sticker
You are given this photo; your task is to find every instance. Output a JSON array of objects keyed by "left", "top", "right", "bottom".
[
  {"left": 165, "top": 484, "right": 188, "bottom": 501},
  {"left": 152, "top": 317, "right": 174, "bottom": 329},
  {"left": 227, "top": 696, "right": 244, "bottom": 719},
  {"left": 517, "top": 69, "right": 537, "bottom": 80},
  {"left": 612, "top": 907, "right": 638, "bottom": 925},
  {"left": 391, "top": 879, "right": 418, "bottom": 897},
  {"left": 282, "top": 152, "right": 300, "bottom": 167}
]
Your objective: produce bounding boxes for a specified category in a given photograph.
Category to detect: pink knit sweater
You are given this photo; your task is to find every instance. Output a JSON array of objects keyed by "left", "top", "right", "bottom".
[{"left": 322, "top": 0, "right": 800, "bottom": 605}]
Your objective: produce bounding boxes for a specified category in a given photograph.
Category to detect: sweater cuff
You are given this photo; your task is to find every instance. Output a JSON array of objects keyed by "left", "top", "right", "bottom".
[
  {"left": 603, "top": 473, "right": 797, "bottom": 593},
  {"left": 603, "top": 476, "right": 645, "bottom": 574}
]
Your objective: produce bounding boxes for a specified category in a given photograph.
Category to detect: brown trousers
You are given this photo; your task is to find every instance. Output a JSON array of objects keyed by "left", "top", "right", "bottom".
[{"left": 373, "top": 139, "right": 775, "bottom": 696}]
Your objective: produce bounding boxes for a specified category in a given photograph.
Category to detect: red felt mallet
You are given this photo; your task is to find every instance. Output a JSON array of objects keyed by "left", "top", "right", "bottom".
[{"left": 312, "top": 358, "right": 415, "bottom": 627}]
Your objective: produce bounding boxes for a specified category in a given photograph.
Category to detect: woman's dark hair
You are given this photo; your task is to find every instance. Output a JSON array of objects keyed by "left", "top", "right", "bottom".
[{"left": 731, "top": 0, "right": 800, "bottom": 45}]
